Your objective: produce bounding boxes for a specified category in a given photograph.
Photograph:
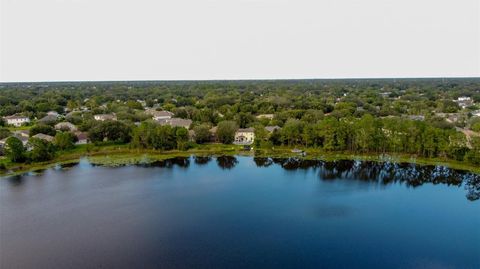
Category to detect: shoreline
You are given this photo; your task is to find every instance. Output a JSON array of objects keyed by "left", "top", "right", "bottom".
[{"left": 1, "top": 144, "right": 479, "bottom": 177}]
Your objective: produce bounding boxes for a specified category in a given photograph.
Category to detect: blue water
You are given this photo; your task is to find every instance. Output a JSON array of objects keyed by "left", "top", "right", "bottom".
[{"left": 1, "top": 156, "right": 479, "bottom": 269}]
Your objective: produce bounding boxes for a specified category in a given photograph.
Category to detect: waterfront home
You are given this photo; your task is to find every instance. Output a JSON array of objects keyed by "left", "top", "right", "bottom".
[
  {"left": 3, "top": 115, "right": 30, "bottom": 127},
  {"left": 32, "top": 133, "right": 55, "bottom": 143},
  {"left": 94, "top": 114, "right": 117, "bottom": 121},
  {"left": 146, "top": 109, "right": 174, "bottom": 121},
  {"left": 234, "top": 128, "right": 255, "bottom": 145},
  {"left": 55, "top": 122, "right": 78, "bottom": 132},
  {"left": 156, "top": 118, "right": 192, "bottom": 129}
]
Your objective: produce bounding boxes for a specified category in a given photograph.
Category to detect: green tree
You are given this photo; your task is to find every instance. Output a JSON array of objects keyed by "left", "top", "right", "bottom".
[
  {"left": 217, "top": 121, "right": 237, "bottom": 144},
  {"left": 5, "top": 137, "right": 26, "bottom": 162},
  {"left": 126, "top": 100, "right": 143, "bottom": 110},
  {"left": 281, "top": 119, "right": 304, "bottom": 145},
  {"left": 0, "top": 127, "right": 12, "bottom": 139},
  {"left": 28, "top": 138, "right": 56, "bottom": 162},
  {"left": 235, "top": 112, "right": 255, "bottom": 128},
  {"left": 131, "top": 122, "right": 158, "bottom": 149},
  {"left": 471, "top": 122, "right": 480, "bottom": 132},
  {"left": 193, "top": 124, "right": 211, "bottom": 144},
  {"left": 89, "top": 121, "right": 132, "bottom": 143},
  {"left": 54, "top": 132, "right": 76, "bottom": 150},
  {"left": 30, "top": 124, "right": 56, "bottom": 137}
]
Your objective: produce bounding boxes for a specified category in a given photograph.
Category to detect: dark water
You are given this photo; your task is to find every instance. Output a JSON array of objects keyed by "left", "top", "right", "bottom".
[{"left": 1, "top": 156, "right": 479, "bottom": 269}]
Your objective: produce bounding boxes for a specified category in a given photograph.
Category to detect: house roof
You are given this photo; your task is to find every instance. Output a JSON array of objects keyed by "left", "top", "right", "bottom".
[
  {"left": 256, "top": 114, "right": 274, "bottom": 119},
  {"left": 265, "top": 126, "right": 281, "bottom": 132},
  {"left": 32, "top": 133, "right": 55, "bottom": 142},
  {"left": 39, "top": 114, "right": 58, "bottom": 123},
  {"left": 94, "top": 114, "right": 116, "bottom": 120},
  {"left": 12, "top": 130, "right": 30, "bottom": 139},
  {"left": 3, "top": 115, "right": 29, "bottom": 120},
  {"left": 147, "top": 110, "right": 174, "bottom": 117},
  {"left": 75, "top": 132, "right": 88, "bottom": 141},
  {"left": 237, "top": 128, "right": 255, "bottom": 133},
  {"left": 55, "top": 122, "right": 77, "bottom": 130},
  {"left": 157, "top": 118, "right": 192, "bottom": 128}
]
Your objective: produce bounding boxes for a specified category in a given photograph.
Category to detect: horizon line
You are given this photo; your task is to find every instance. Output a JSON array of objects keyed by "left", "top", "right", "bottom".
[{"left": 1, "top": 76, "right": 480, "bottom": 85}]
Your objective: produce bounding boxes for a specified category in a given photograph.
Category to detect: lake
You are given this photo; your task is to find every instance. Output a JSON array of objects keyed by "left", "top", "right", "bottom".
[{"left": 1, "top": 156, "right": 479, "bottom": 269}]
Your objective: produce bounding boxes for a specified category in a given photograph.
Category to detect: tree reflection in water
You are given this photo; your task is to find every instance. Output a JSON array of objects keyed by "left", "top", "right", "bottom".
[
  {"left": 253, "top": 157, "right": 273, "bottom": 167},
  {"left": 5, "top": 156, "right": 478, "bottom": 201},
  {"left": 142, "top": 157, "right": 190, "bottom": 168},
  {"left": 216, "top": 156, "right": 238, "bottom": 170},
  {"left": 254, "top": 157, "right": 480, "bottom": 201},
  {"left": 194, "top": 156, "right": 212, "bottom": 165}
]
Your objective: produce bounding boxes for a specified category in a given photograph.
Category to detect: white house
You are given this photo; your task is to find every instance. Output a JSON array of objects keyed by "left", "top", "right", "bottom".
[
  {"left": 94, "top": 114, "right": 117, "bottom": 121},
  {"left": 234, "top": 128, "right": 255, "bottom": 145},
  {"left": 454, "top": 97, "right": 474, "bottom": 109},
  {"left": 3, "top": 115, "right": 30, "bottom": 127}
]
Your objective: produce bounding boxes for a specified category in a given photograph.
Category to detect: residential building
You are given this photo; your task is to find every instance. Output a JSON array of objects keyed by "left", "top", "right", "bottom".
[
  {"left": 75, "top": 132, "right": 88, "bottom": 145},
  {"left": 13, "top": 130, "right": 30, "bottom": 138},
  {"left": 234, "top": 128, "right": 255, "bottom": 145},
  {"left": 146, "top": 110, "right": 174, "bottom": 121},
  {"left": 157, "top": 118, "right": 192, "bottom": 129},
  {"left": 94, "top": 114, "right": 117, "bottom": 121},
  {"left": 454, "top": 97, "right": 474, "bottom": 109},
  {"left": 265, "top": 126, "right": 281, "bottom": 133},
  {"left": 3, "top": 115, "right": 30, "bottom": 127},
  {"left": 38, "top": 114, "right": 58, "bottom": 124},
  {"left": 47, "top": 111, "right": 60, "bottom": 117},
  {"left": 32, "top": 133, "right": 55, "bottom": 143},
  {"left": 55, "top": 122, "right": 78, "bottom": 132}
]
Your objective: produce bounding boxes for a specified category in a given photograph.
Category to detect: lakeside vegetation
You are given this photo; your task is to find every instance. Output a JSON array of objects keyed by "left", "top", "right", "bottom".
[
  {"left": 1, "top": 143, "right": 479, "bottom": 177},
  {"left": 1, "top": 78, "right": 479, "bottom": 175}
]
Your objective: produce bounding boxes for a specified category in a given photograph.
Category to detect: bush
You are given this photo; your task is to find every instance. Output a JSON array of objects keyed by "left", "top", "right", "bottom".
[{"left": 30, "top": 124, "right": 56, "bottom": 137}]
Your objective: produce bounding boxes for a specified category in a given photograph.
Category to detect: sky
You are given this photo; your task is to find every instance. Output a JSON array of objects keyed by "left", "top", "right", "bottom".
[{"left": 1, "top": 0, "right": 479, "bottom": 82}]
